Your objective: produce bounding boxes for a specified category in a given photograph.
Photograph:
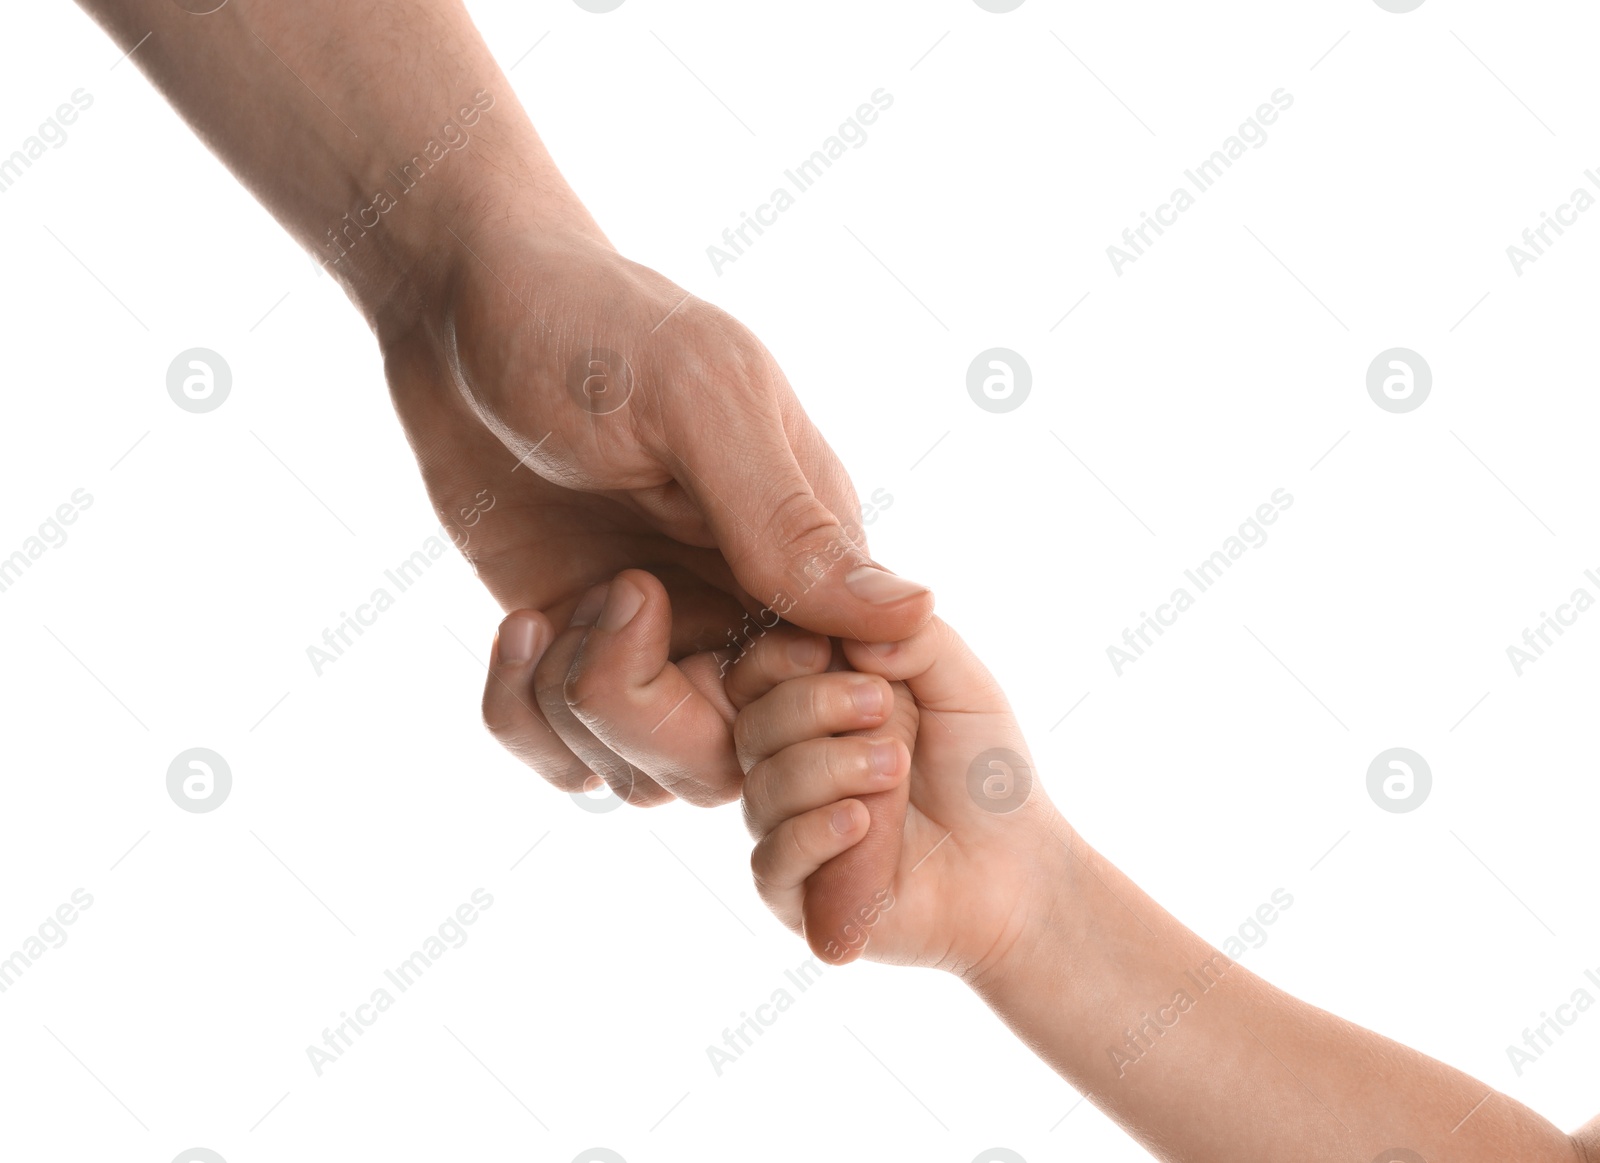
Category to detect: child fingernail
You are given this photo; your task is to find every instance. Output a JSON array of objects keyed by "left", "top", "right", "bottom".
[
  {"left": 869, "top": 740, "right": 898, "bottom": 778},
  {"left": 597, "top": 576, "right": 645, "bottom": 632},
  {"left": 831, "top": 805, "right": 857, "bottom": 834},
  {"left": 850, "top": 679, "right": 884, "bottom": 716}
]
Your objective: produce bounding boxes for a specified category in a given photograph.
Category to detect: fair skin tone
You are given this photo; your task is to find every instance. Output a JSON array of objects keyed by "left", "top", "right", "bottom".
[
  {"left": 75, "top": 0, "right": 934, "bottom": 824},
  {"left": 76, "top": 5, "right": 1597, "bottom": 1150},
  {"left": 718, "top": 610, "right": 1599, "bottom": 1163}
]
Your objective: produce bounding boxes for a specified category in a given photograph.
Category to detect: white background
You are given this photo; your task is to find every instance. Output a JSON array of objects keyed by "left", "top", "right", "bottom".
[{"left": 1, "top": 1, "right": 1597, "bottom": 1160}]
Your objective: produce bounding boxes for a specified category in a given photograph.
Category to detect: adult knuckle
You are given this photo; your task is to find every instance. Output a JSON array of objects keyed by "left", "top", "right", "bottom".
[
  {"left": 562, "top": 662, "right": 606, "bottom": 712},
  {"left": 537, "top": 759, "right": 592, "bottom": 794},
  {"left": 761, "top": 488, "right": 834, "bottom": 555},
  {"left": 532, "top": 653, "right": 569, "bottom": 711}
]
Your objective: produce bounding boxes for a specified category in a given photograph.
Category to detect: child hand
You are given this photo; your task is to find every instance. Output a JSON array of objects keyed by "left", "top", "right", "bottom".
[{"left": 729, "top": 616, "right": 1067, "bottom": 971}]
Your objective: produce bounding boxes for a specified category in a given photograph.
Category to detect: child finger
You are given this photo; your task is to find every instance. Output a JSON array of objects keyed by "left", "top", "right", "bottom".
[
  {"left": 742, "top": 736, "right": 907, "bottom": 839},
  {"left": 841, "top": 616, "right": 1012, "bottom": 716},
  {"left": 733, "top": 671, "right": 894, "bottom": 771},
  {"left": 749, "top": 799, "right": 869, "bottom": 928},
  {"left": 721, "top": 622, "right": 834, "bottom": 711}
]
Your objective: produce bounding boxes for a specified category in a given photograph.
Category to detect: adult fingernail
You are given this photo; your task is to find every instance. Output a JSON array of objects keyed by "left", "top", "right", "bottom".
[
  {"left": 869, "top": 740, "right": 898, "bottom": 777},
  {"left": 597, "top": 577, "right": 645, "bottom": 632},
  {"left": 832, "top": 805, "right": 858, "bottom": 834},
  {"left": 569, "top": 583, "right": 610, "bottom": 628},
  {"left": 851, "top": 678, "right": 884, "bottom": 717},
  {"left": 496, "top": 613, "right": 539, "bottom": 666},
  {"left": 844, "top": 565, "right": 930, "bottom": 605}
]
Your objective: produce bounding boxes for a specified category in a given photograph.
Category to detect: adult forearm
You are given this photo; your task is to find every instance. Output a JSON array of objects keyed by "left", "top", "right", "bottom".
[
  {"left": 970, "top": 833, "right": 1576, "bottom": 1163},
  {"left": 75, "top": 0, "right": 604, "bottom": 336}
]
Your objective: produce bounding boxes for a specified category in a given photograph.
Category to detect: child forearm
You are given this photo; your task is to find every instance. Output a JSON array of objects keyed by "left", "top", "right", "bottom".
[{"left": 966, "top": 825, "right": 1580, "bottom": 1163}]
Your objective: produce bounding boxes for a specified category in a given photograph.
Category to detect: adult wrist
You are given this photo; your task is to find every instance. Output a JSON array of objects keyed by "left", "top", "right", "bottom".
[{"left": 323, "top": 93, "right": 605, "bottom": 350}]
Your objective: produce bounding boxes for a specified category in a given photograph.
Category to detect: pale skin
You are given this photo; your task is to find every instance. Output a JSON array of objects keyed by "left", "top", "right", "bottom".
[
  {"left": 75, "top": 0, "right": 933, "bottom": 816},
  {"left": 718, "top": 611, "right": 1599, "bottom": 1163}
]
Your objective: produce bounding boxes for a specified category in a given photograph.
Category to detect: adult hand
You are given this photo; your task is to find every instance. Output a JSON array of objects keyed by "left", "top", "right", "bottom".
[
  {"left": 384, "top": 225, "right": 933, "bottom": 805},
  {"left": 75, "top": 0, "right": 932, "bottom": 806}
]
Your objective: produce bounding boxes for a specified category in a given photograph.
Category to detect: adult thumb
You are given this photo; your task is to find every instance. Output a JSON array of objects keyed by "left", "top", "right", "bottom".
[{"left": 666, "top": 404, "right": 933, "bottom": 641}]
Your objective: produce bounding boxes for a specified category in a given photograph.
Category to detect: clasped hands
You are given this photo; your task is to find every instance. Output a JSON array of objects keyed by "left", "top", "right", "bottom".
[
  {"left": 489, "top": 568, "right": 1061, "bottom": 976},
  {"left": 378, "top": 223, "right": 1057, "bottom": 972}
]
